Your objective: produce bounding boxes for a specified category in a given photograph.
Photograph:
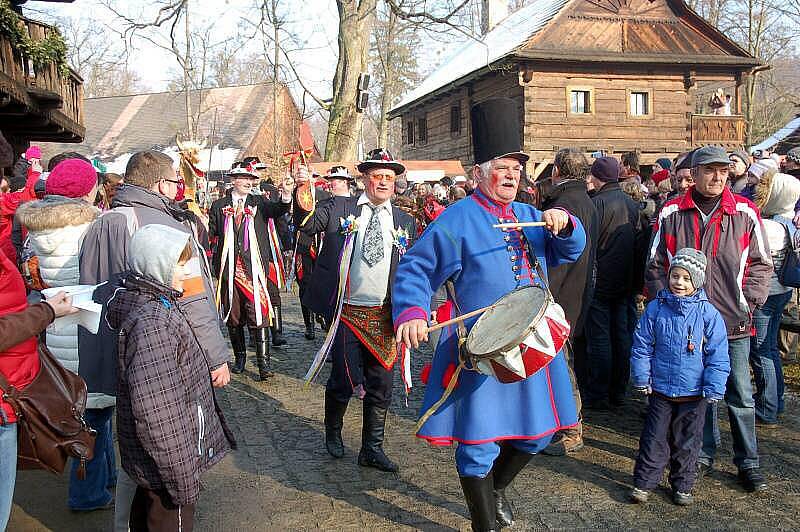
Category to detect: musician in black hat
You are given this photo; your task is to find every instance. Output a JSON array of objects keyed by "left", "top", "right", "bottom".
[
  {"left": 393, "top": 98, "right": 585, "bottom": 531},
  {"left": 298, "top": 149, "right": 416, "bottom": 473}
]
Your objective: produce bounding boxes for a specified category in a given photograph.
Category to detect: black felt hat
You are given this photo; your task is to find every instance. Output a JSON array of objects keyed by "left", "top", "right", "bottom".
[
  {"left": 470, "top": 98, "right": 529, "bottom": 165},
  {"left": 357, "top": 148, "right": 406, "bottom": 175}
]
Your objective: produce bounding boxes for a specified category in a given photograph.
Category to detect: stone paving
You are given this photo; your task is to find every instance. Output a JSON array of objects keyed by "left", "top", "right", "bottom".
[{"left": 9, "top": 293, "right": 800, "bottom": 531}]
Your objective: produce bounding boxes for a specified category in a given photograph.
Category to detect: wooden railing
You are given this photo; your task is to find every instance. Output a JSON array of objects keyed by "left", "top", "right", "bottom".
[
  {"left": 0, "top": 16, "right": 83, "bottom": 128},
  {"left": 691, "top": 114, "right": 746, "bottom": 148}
]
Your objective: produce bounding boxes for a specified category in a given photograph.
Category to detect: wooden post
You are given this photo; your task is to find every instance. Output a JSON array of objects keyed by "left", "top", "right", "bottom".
[{"left": 734, "top": 72, "right": 744, "bottom": 115}]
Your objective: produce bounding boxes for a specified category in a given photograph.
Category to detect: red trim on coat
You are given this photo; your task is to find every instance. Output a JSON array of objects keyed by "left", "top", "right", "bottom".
[{"left": 414, "top": 421, "right": 580, "bottom": 446}]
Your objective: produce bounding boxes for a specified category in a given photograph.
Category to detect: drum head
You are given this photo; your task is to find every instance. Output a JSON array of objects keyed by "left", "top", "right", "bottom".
[{"left": 466, "top": 286, "right": 548, "bottom": 356}]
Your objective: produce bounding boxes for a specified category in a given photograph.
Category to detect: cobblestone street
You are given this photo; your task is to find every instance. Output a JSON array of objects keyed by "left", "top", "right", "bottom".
[{"left": 9, "top": 293, "right": 800, "bottom": 531}]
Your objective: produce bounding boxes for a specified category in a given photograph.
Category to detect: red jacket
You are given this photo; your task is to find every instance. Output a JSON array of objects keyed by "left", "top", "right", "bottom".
[
  {"left": 0, "top": 171, "right": 39, "bottom": 264},
  {"left": 645, "top": 186, "right": 772, "bottom": 339},
  {"left": 0, "top": 249, "right": 46, "bottom": 424}
]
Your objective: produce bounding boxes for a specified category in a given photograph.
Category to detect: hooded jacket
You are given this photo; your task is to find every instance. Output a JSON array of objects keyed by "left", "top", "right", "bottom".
[
  {"left": 754, "top": 171, "right": 800, "bottom": 296},
  {"left": 541, "top": 178, "right": 599, "bottom": 334},
  {"left": 631, "top": 289, "right": 730, "bottom": 400},
  {"left": 108, "top": 227, "right": 235, "bottom": 506},
  {"left": 79, "top": 184, "right": 228, "bottom": 395},
  {"left": 15, "top": 196, "right": 115, "bottom": 410},
  {"left": 646, "top": 186, "right": 773, "bottom": 339}
]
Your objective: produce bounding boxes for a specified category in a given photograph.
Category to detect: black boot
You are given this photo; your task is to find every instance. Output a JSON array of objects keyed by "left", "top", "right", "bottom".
[
  {"left": 271, "top": 306, "right": 287, "bottom": 346},
  {"left": 324, "top": 391, "right": 347, "bottom": 458},
  {"left": 357, "top": 404, "right": 398, "bottom": 472},
  {"left": 252, "top": 328, "right": 273, "bottom": 381},
  {"left": 302, "top": 305, "right": 315, "bottom": 340},
  {"left": 228, "top": 326, "right": 246, "bottom": 374},
  {"left": 460, "top": 474, "right": 498, "bottom": 532},
  {"left": 492, "top": 445, "right": 533, "bottom": 528}
]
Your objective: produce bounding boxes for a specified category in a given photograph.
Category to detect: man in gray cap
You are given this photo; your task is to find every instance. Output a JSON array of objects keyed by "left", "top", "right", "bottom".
[{"left": 646, "top": 145, "right": 773, "bottom": 493}]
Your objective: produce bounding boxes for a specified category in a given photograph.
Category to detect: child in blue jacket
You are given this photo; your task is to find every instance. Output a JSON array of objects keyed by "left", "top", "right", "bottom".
[{"left": 630, "top": 248, "right": 730, "bottom": 506}]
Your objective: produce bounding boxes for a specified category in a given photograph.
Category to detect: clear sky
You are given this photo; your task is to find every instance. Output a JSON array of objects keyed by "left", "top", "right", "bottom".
[{"left": 30, "top": 0, "right": 342, "bottom": 97}]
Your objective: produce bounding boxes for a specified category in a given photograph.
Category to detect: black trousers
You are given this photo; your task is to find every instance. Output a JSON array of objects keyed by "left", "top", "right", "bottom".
[
  {"left": 130, "top": 487, "right": 195, "bottom": 532},
  {"left": 225, "top": 284, "right": 268, "bottom": 329},
  {"left": 633, "top": 394, "right": 708, "bottom": 493},
  {"left": 326, "top": 322, "right": 393, "bottom": 408}
]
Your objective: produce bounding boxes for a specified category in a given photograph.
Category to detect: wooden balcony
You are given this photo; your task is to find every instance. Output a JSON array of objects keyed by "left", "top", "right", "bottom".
[
  {"left": 0, "top": 16, "right": 84, "bottom": 144},
  {"left": 691, "top": 114, "right": 746, "bottom": 149}
]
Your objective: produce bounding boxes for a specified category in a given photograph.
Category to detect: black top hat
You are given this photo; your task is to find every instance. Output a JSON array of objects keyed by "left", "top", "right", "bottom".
[
  {"left": 471, "top": 98, "right": 529, "bottom": 165},
  {"left": 357, "top": 148, "right": 406, "bottom": 175}
]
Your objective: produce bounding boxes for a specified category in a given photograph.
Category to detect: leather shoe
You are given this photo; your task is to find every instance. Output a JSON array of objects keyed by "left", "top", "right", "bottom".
[
  {"left": 541, "top": 426, "right": 584, "bottom": 456},
  {"left": 738, "top": 468, "right": 767, "bottom": 492},
  {"left": 358, "top": 447, "right": 398, "bottom": 472}
]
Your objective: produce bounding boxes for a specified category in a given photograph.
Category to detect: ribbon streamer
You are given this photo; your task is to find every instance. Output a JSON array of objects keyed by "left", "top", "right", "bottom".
[
  {"left": 266, "top": 218, "right": 286, "bottom": 290},
  {"left": 304, "top": 233, "right": 357, "bottom": 385},
  {"left": 216, "top": 208, "right": 273, "bottom": 327}
]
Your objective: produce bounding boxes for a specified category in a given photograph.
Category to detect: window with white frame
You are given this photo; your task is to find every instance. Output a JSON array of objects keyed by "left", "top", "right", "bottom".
[
  {"left": 630, "top": 91, "right": 651, "bottom": 117},
  {"left": 569, "top": 89, "right": 592, "bottom": 114}
]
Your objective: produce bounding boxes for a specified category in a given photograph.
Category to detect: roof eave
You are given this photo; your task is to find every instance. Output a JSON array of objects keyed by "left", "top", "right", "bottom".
[
  {"left": 388, "top": 58, "right": 514, "bottom": 118},
  {"left": 514, "top": 50, "right": 763, "bottom": 68}
]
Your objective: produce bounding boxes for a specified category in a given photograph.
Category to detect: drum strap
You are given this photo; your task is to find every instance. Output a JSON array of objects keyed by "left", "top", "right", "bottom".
[{"left": 414, "top": 281, "right": 469, "bottom": 435}]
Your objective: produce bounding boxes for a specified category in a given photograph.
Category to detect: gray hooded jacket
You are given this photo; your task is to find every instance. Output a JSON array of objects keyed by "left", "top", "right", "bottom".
[{"left": 79, "top": 184, "right": 227, "bottom": 396}]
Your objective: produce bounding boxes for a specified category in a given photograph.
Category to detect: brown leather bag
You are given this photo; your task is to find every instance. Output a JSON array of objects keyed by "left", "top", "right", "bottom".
[{"left": 0, "top": 344, "right": 96, "bottom": 477}]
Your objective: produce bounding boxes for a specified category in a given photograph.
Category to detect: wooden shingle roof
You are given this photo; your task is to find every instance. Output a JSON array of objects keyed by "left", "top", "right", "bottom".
[
  {"left": 391, "top": 0, "right": 760, "bottom": 116},
  {"left": 40, "top": 83, "right": 282, "bottom": 161}
]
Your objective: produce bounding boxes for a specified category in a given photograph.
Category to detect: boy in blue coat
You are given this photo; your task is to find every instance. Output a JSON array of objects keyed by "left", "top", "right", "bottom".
[{"left": 630, "top": 248, "right": 730, "bottom": 505}]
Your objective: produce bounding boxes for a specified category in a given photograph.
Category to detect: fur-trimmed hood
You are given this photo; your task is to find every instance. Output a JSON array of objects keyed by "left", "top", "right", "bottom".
[
  {"left": 16, "top": 195, "right": 100, "bottom": 232},
  {"left": 754, "top": 170, "right": 800, "bottom": 218}
]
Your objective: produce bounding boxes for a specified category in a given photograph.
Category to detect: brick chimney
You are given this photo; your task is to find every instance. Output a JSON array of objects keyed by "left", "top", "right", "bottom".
[{"left": 481, "top": 0, "right": 509, "bottom": 35}]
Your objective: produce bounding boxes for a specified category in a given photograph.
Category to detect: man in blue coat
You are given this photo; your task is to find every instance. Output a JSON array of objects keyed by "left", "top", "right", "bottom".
[{"left": 394, "top": 99, "right": 586, "bottom": 531}]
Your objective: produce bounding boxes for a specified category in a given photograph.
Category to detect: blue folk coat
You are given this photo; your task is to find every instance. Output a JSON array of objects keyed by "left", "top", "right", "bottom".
[
  {"left": 630, "top": 289, "right": 730, "bottom": 400},
  {"left": 392, "top": 190, "right": 586, "bottom": 444}
]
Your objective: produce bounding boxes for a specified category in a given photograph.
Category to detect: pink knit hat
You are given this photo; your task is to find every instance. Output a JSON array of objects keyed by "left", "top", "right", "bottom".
[
  {"left": 45, "top": 159, "right": 97, "bottom": 198},
  {"left": 25, "top": 145, "right": 41, "bottom": 160}
]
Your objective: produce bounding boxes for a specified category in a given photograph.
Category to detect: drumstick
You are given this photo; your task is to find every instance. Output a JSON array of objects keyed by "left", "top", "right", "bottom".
[
  {"left": 426, "top": 303, "right": 496, "bottom": 333},
  {"left": 492, "top": 221, "right": 547, "bottom": 229}
]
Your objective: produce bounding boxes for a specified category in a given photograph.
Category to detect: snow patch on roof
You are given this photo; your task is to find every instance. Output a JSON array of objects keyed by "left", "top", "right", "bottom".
[
  {"left": 751, "top": 115, "right": 800, "bottom": 152},
  {"left": 102, "top": 146, "right": 242, "bottom": 175},
  {"left": 391, "top": 0, "right": 568, "bottom": 112}
]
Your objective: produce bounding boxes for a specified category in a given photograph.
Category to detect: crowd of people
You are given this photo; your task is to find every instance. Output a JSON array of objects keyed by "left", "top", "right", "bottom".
[{"left": 1, "top": 95, "right": 799, "bottom": 531}]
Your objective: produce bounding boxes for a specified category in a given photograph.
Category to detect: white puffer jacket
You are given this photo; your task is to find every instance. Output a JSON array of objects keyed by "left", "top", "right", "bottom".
[
  {"left": 16, "top": 196, "right": 115, "bottom": 409},
  {"left": 754, "top": 171, "right": 800, "bottom": 296}
]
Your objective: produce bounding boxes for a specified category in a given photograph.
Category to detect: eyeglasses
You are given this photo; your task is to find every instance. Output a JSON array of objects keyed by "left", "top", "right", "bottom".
[
  {"left": 162, "top": 178, "right": 182, "bottom": 185},
  {"left": 369, "top": 173, "right": 396, "bottom": 183}
]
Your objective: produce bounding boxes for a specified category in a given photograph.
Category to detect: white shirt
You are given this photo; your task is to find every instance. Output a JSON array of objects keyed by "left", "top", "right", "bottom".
[
  {"left": 345, "top": 194, "right": 394, "bottom": 306},
  {"left": 231, "top": 192, "right": 248, "bottom": 208}
]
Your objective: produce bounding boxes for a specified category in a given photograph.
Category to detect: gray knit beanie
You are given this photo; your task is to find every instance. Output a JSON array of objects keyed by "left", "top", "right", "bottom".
[
  {"left": 670, "top": 248, "right": 707, "bottom": 290},
  {"left": 787, "top": 147, "right": 800, "bottom": 166}
]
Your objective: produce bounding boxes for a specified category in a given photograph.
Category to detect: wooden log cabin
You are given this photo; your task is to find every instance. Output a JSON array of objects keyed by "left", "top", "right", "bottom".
[
  {"left": 390, "top": 0, "right": 762, "bottom": 179},
  {"left": 0, "top": 1, "right": 84, "bottom": 155}
]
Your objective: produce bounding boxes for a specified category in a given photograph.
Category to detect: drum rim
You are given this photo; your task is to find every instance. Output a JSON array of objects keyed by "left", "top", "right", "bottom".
[{"left": 465, "top": 285, "right": 551, "bottom": 357}]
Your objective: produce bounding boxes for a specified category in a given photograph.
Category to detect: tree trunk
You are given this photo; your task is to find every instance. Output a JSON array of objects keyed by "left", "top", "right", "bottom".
[
  {"left": 376, "top": 10, "right": 397, "bottom": 149},
  {"left": 325, "top": 0, "right": 378, "bottom": 161}
]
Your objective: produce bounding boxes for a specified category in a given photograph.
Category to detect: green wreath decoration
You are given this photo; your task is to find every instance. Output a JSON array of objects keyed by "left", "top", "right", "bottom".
[{"left": 0, "top": 0, "right": 70, "bottom": 78}]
